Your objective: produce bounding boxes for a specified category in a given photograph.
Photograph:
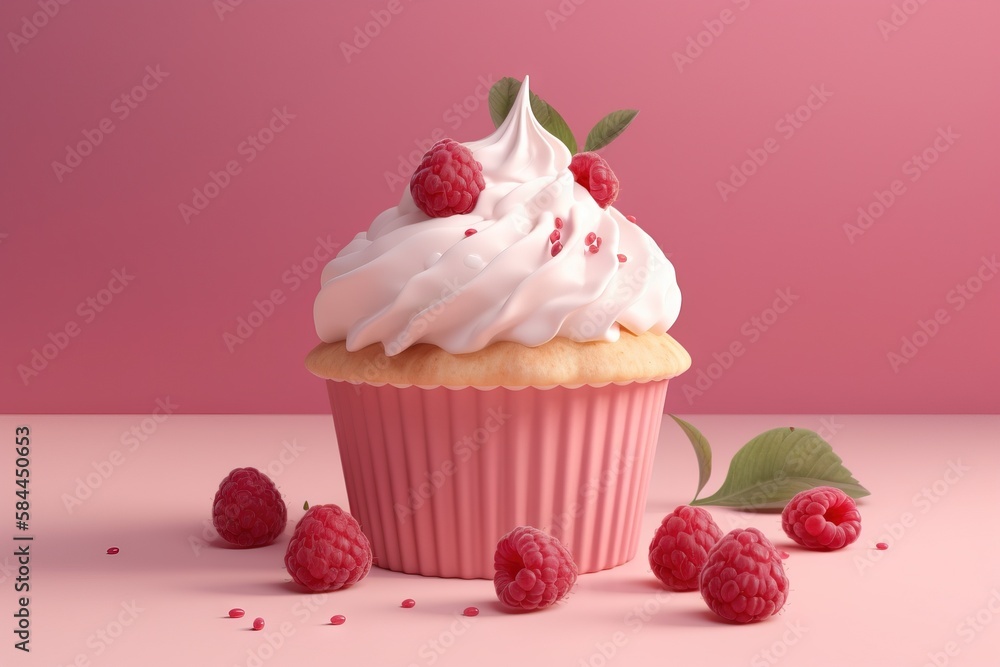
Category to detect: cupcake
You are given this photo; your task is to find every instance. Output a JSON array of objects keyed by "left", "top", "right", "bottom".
[{"left": 307, "top": 77, "right": 689, "bottom": 579}]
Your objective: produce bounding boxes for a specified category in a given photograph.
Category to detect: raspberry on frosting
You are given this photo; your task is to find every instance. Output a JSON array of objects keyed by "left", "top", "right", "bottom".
[
  {"left": 699, "top": 528, "right": 789, "bottom": 623},
  {"left": 212, "top": 467, "right": 287, "bottom": 548},
  {"left": 409, "top": 139, "right": 485, "bottom": 217},
  {"left": 569, "top": 152, "right": 620, "bottom": 208},
  {"left": 649, "top": 506, "right": 723, "bottom": 591},
  {"left": 284, "top": 504, "right": 372, "bottom": 592},
  {"left": 781, "top": 486, "right": 862, "bottom": 550},
  {"left": 494, "top": 526, "right": 577, "bottom": 611}
]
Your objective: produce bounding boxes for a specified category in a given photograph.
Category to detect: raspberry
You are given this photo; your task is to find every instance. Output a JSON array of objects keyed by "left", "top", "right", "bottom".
[
  {"left": 284, "top": 504, "right": 372, "bottom": 592},
  {"left": 699, "top": 528, "right": 789, "bottom": 623},
  {"left": 569, "top": 152, "right": 620, "bottom": 208},
  {"left": 494, "top": 526, "right": 577, "bottom": 611},
  {"left": 212, "top": 467, "right": 287, "bottom": 548},
  {"left": 781, "top": 486, "right": 862, "bottom": 550},
  {"left": 648, "top": 506, "right": 723, "bottom": 591},
  {"left": 409, "top": 139, "right": 485, "bottom": 217}
]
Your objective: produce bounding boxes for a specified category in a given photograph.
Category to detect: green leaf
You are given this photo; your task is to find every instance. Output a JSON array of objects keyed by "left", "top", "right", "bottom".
[
  {"left": 668, "top": 415, "right": 713, "bottom": 502},
  {"left": 303, "top": 501, "right": 309, "bottom": 510},
  {"left": 488, "top": 77, "right": 578, "bottom": 154},
  {"left": 488, "top": 77, "right": 521, "bottom": 128},
  {"left": 691, "top": 427, "right": 870, "bottom": 510},
  {"left": 537, "top": 100, "right": 578, "bottom": 154},
  {"left": 584, "top": 109, "right": 639, "bottom": 152}
]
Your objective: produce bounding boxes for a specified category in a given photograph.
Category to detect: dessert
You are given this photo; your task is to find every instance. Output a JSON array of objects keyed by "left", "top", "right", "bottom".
[{"left": 307, "top": 76, "right": 689, "bottom": 579}]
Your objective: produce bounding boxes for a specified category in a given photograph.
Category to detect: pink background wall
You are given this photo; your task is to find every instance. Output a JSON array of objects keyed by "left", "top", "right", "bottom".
[{"left": 2, "top": 0, "right": 997, "bottom": 414}]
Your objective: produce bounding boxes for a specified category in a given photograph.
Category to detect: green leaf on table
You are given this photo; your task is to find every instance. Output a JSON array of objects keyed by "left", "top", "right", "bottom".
[
  {"left": 584, "top": 109, "right": 639, "bottom": 152},
  {"left": 668, "top": 415, "right": 713, "bottom": 502},
  {"left": 690, "top": 427, "right": 870, "bottom": 510},
  {"left": 488, "top": 77, "right": 578, "bottom": 154}
]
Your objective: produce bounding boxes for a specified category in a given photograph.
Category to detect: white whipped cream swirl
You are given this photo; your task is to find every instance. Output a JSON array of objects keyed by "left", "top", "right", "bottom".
[{"left": 314, "top": 76, "right": 681, "bottom": 355}]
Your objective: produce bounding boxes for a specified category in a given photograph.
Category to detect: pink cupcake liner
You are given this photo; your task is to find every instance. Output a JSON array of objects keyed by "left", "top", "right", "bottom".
[{"left": 326, "top": 380, "right": 669, "bottom": 579}]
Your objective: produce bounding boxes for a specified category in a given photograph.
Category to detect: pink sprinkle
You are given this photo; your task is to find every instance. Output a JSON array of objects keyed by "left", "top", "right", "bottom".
[
  {"left": 106, "top": 547, "right": 120, "bottom": 555},
  {"left": 252, "top": 617, "right": 265, "bottom": 631},
  {"left": 401, "top": 599, "right": 416, "bottom": 609},
  {"left": 596, "top": 236, "right": 602, "bottom": 248},
  {"left": 463, "top": 606, "right": 480, "bottom": 617},
  {"left": 617, "top": 254, "right": 627, "bottom": 263},
  {"left": 549, "top": 229, "right": 561, "bottom": 243},
  {"left": 778, "top": 550, "right": 789, "bottom": 560},
  {"left": 626, "top": 215, "right": 637, "bottom": 223},
  {"left": 876, "top": 542, "right": 889, "bottom": 550},
  {"left": 464, "top": 228, "right": 477, "bottom": 237},
  {"left": 551, "top": 241, "right": 563, "bottom": 257},
  {"left": 585, "top": 232, "right": 597, "bottom": 245},
  {"left": 554, "top": 217, "right": 563, "bottom": 229},
  {"left": 229, "top": 608, "right": 245, "bottom": 619},
  {"left": 588, "top": 244, "right": 599, "bottom": 254},
  {"left": 330, "top": 615, "right": 346, "bottom": 625}
]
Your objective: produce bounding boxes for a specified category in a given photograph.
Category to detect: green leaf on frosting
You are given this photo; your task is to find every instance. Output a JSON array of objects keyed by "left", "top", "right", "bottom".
[
  {"left": 488, "top": 77, "right": 521, "bottom": 128},
  {"left": 488, "top": 77, "right": 578, "bottom": 154},
  {"left": 690, "top": 427, "right": 870, "bottom": 510},
  {"left": 539, "top": 103, "right": 578, "bottom": 155},
  {"left": 584, "top": 109, "right": 639, "bottom": 152},
  {"left": 669, "top": 415, "right": 713, "bottom": 503}
]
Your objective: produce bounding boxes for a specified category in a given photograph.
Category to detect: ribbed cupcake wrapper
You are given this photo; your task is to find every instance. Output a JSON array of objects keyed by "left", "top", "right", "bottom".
[{"left": 326, "top": 380, "right": 669, "bottom": 579}]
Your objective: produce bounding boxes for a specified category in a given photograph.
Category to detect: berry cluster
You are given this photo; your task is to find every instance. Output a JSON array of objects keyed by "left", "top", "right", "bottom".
[
  {"left": 647, "top": 488, "right": 864, "bottom": 623},
  {"left": 210, "top": 465, "right": 864, "bottom": 628}
]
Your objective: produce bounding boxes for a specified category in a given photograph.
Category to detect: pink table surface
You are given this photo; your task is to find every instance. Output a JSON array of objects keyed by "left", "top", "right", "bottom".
[{"left": 1, "top": 414, "right": 997, "bottom": 667}]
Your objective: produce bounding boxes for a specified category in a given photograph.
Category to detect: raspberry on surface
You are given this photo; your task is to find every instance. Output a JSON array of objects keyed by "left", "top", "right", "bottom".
[
  {"left": 212, "top": 467, "right": 287, "bottom": 548},
  {"left": 699, "top": 528, "right": 789, "bottom": 623},
  {"left": 781, "top": 486, "right": 862, "bottom": 550},
  {"left": 494, "top": 526, "right": 577, "bottom": 611},
  {"left": 284, "top": 504, "right": 372, "bottom": 592},
  {"left": 648, "top": 506, "right": 724, "bottom": 591},
  {"left": 409, "top": 139, "right": 485, "bottom": 217},
  {"left": 569, "top": 152, "right": 620, "bottom": 208}
]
